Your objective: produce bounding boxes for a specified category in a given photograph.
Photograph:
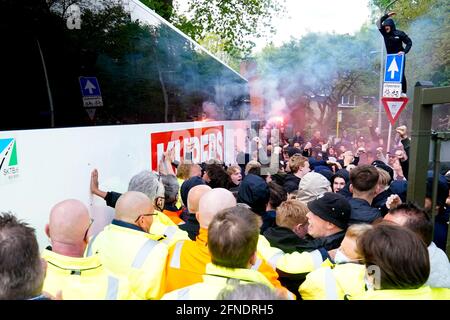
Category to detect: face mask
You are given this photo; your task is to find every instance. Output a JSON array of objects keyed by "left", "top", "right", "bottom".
[
  {"left": 334, "top": 249, "right": 351, "bottom": 264},
  {"left": 364, "top": 273, "right": 374, "bottom": 291}
]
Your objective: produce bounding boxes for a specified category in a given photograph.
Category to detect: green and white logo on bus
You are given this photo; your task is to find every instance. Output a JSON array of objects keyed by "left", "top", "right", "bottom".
[{"left": 0, "top": 138, "right": 19, "bottom": 183}]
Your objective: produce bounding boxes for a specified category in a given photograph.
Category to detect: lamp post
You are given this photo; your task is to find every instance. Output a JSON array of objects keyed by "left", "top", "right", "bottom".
[
  {"left": 377, "top": 42, "right": 384, "bottom": 133},
  {"left": 370, "top": 49, "right": 384, "bottom": 134}
]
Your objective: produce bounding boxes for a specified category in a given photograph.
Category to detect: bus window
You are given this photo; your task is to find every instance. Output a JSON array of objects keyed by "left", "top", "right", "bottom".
[{"left": 0, "top": 0, "right": 249, "bottom": 130}]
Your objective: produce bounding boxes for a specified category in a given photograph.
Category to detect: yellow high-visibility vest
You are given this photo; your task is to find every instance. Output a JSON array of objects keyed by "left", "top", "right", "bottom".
[
  {"left": 86, "top": 223, "right": 168, "bottom": 299},
  {"left": 42, "top": 249, "right": 133, "bottom": 300},
  {"left": 164, "top": 228, "right": 288, "bottom": 296},
  {"left": 351, "top": 286, "right": 450, "bottom": 300},
  {"left": 151, "top": 210, "right": 190, "bottom": 247},
  {"left": 162, "top": 263, "right": 276, "bottom": 300},
  {"left": 257, "top": 234, "right": 327, "bottom": 274},
  {"left": 299, "top": 263, "right": 366, "bottom": 300}
]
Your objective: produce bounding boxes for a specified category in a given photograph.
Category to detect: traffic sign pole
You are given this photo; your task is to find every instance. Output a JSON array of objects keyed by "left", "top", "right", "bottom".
[
  {"left": 382, "top": 54, "right": 406, "bottom": 153},
  {"left": 387, "top": 123, "right": 392, "bottom": 153}
]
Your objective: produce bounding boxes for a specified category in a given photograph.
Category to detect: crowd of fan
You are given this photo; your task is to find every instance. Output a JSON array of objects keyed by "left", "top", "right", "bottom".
[{"left": 1, "top": 124, "right": 450, "bottom": 300}]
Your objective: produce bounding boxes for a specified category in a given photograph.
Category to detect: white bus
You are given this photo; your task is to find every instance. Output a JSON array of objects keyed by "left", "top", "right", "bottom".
[{"left": 0, "top": 0, "right": 252, "bottom": 247}]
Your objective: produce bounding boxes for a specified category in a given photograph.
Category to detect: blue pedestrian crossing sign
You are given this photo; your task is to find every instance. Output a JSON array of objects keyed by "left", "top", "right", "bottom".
[
  {"left": 79, "top": 76, "right": 103, "bottom": 108},
  {"left": 384, "top": 54, "right": 404, "bottom": 83}
]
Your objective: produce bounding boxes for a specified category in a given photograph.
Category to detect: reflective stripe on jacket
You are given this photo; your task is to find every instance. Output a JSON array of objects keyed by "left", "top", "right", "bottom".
[
  {"left": 162, "top": 263, "right": 275, "bottom": 300},
  {"left": 42, "top": 249, "right": 133, "bottom": 300},
  {"left": 299, "top": 263, "right": 366, "bottom": 300},
  {"left": 151, "top": 211, "right": 190, "bottom": 247},
  {"left": 86, "top": 224, "right": 168, "bottom": 299},
  {"left": 257, "top": 234, "right": 325, "bottom": 274},
  {"left": 165, "top": 228, "right": 287, "bottom": 295}
]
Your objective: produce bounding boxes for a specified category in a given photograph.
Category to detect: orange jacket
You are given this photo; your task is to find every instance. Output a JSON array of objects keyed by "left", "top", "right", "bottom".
[
  {"left": 162, "top": 208, "right": 185, "bottom": 225},
  {"left": 164, "top": 228, "right": 285, "bottom": 294}
]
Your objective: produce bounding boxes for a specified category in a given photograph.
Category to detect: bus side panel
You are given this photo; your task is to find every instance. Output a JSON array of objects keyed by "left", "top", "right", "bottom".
[{"left": 0, "top": 120, "right": 251, "bottom": 248}]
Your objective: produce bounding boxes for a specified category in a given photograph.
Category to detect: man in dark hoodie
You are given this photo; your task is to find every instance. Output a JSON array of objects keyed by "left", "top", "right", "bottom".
[
  {"left": 377, "top": 12, "right": 412, "bottom": 95},
  {"left": 348, "top": 165, "right": 383, "bottom": 224},
  {"left": 237, "top": 173, "right": 270, "bottom": 218}
]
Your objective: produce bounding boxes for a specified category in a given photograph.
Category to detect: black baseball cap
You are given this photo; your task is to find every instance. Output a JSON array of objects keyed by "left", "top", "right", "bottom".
[{"left": 307, "top": 192, "right": 351, "bottom": 230}]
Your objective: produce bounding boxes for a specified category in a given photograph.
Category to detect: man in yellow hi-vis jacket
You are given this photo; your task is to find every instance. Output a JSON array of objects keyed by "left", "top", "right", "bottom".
[
  {"left": 42, "top": 199, "right": 132, "bottom": 299},
  {"left": 86, "top": 191, "right": 168, "bottom": 299},
  {"left": 163, "top": 206, "right": 289, "bottom": 300}
]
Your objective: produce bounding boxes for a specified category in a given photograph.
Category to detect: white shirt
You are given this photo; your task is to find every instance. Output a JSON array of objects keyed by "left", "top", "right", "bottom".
[{"left": 426, "top": 242, "right": 450, "bottom": 288}]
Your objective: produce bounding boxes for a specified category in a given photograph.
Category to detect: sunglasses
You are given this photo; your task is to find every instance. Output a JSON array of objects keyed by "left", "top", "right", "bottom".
[
  {"left": 84, "top": 218, "right": 94, "bottom": 240},
  {"left": 134, "top": 212, "right": 158, "bottom": 223}
]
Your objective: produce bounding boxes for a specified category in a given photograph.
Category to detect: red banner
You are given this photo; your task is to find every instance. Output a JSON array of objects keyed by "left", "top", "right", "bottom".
[{"left": 151, "top": 126, "right": 224, "bottom": 170}]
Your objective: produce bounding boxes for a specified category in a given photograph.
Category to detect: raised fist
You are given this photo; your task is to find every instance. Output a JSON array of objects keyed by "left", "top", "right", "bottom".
[
  {"left": 395, "top": 125, "right": 407, "bottom": 139},
  {"left": 386, "top": 194, "right": 402, "bottom": 210}
]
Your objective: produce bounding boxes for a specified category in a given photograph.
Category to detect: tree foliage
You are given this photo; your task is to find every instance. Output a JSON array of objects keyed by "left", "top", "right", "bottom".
[
  {"left": 172, "top": 0, "right": 285, "bottom": 59},
  {"left": 257, "top": 28, "right": 379, "bottom": 133},
  {"left": 140, "top": 0, "right": 174, "bottom": 21}
]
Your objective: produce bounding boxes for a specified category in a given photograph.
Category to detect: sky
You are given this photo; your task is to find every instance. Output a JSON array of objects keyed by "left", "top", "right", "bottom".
[{"left": 175, "top": 0, "right": 371, "bottom": 53}]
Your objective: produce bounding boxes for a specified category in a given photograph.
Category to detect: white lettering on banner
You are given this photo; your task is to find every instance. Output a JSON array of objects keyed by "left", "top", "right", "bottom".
[
  {"left": 216, "top": 131, "right": 224, "bottom": 160},
  {"left": 190, "top": 137, "right": 201, "bottom": 163},
  {"left": 151, "top": 126, "right": 224, "bottom": 169},
  {"left": 208, "top": 134, "right": 216, "bottom": 160},
  {"left": 201, "top": 134, "right": 209, "bottom": 163}
]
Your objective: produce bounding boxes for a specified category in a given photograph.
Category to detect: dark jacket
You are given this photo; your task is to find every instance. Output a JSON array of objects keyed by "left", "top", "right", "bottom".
[
  {"left": 179, "top": 214, "right": 200, "bottom": 240},
  {"left": 400, "top": 138, "right": 410, "bottom": 180},
  {"left": 283, "top": 173, "right": 301, "bottom": 194},
  {"left": 293, "top": 135, "right": 305, "bottom": 145},
  {"left": 237, "top": 174, "right": 270, "bottom": 215},
  {"left": 263, "top": 226, "right": 309, "bottom": 254},
  {"left": 348, "top": 198, "right": 382, "bottom": 224},
  {"left": 389, "top": 180, "right": 408, "bottom": 202},
  {"left": 261, "top": 210, "right": 276, "bottom": 234},
  {"left": 378, "top": 14, "right": 412, "bottom": 54},
  {"left": 372, "top": 189, "right": 393, "bottom": 216},
  {"left": 105, "top": 191, "right": 122, "bottom": 208}
]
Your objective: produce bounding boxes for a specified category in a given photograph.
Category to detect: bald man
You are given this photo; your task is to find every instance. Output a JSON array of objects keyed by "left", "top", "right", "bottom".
[
  {"left": 42, "top": 199, "right": 132, "bottom": 299},
  {"left": 164, "top": 189, "right": 286, "bottom": 295},
  {"left": 164, "top": 188, "right": 236, "bottom": 293},
  {"left": 179, "top": 184, "right": 212, "bottom": 240},
  {"left": 86, "top": 191, "right": 169, "bottom": 299}
]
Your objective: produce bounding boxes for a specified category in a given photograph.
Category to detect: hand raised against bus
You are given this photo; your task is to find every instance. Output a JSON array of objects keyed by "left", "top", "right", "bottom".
[{"left": 90, "top": 169, "right": 107, "bottom": 199}]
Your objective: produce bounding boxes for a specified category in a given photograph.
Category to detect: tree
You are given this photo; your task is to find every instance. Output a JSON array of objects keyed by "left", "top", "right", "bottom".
[
  {"left": 140, "top": 0, "right": 174, "bottom": 21},
  {"left": 257, "top": 29, "right": 379, "bottom": 135},
  {"left": 173, "top": 0, "right": 286, "bottom": 59}
]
